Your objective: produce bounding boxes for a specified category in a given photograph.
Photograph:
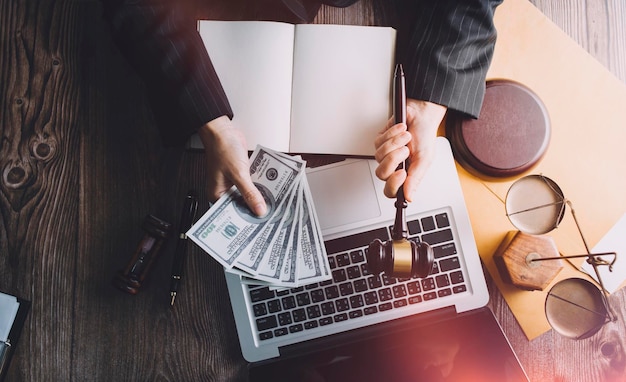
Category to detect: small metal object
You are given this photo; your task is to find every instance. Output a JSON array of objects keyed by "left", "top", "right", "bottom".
[
  {"left": 504, "top": 174, "right": 618, "bottom": 338},
  {"left": 505, "top": 174, "right": 565, "bottom": 235},
  {"left": 545, "top": 278, "right": 609, "bottom": 339},
  {"left": 113, "top": 215, "right": 172, "bottom": 294}
]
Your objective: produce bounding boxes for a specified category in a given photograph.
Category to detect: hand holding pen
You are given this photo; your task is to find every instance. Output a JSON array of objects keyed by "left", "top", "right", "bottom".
[
  {"left": 373, "top": 66, "right": 447, "bottom": 202},
  {"left": 170, "top": 190, "right": 199, "bottom": 306}
]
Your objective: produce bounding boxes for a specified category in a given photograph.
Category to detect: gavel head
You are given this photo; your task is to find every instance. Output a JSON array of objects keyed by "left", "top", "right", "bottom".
[{"left": 367, "top": 238, "right": 434, "bottom": 279}]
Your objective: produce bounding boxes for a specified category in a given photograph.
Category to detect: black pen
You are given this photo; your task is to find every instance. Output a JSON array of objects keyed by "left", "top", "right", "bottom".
[
  {"left": 393, "top": 64, "right": 408, "bottom": 194},
  {"left": 394, "top": 63, "right": 406, "bottom": 127},
  {"left": 170, "top": 190, "right": 199, "bottom": 306}
]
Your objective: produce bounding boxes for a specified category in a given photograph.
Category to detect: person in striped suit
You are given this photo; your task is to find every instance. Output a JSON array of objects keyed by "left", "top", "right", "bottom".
[{"left": 103, "top": 0, "right": 502, "bottom": 215}]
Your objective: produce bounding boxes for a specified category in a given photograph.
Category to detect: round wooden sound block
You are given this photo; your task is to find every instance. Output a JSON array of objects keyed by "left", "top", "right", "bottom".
[
  {"left": 446, "top": 80, "right": 550, "bottom": 179},
  {"left": 493, "top": 231, "right": 563, "bottom": 291}
]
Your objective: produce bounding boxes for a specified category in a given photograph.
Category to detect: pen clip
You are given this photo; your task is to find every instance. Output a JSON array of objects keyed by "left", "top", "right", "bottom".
[{"left": 181, "top": 191, "right": 199, "bottom": 234}]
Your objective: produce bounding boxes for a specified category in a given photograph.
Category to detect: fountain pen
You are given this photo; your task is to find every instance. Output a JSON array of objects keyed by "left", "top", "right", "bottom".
[{"left": 170, "top": 190, "right": 199, "bottom": 306}]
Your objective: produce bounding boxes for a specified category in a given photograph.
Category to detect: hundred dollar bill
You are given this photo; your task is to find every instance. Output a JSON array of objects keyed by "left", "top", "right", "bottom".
[
  {"left": 233, "top": 194, "right": 301, "bottom": 288},
  {"left": 234, "top": 192, "right": 292, "bottom": 275},
  {"left": 247, "top": 186, "right": 301, "bottom": 286},
  {"left": 233, "top": 168, "right": 331, "bottom": 287},
  {"left": 296, "top": 177, "right": 331, "bottom": 284},
  {"left": 241, "top": 184, "right": 300, "bottom": 287},
  {"left": 278, "top": 183, "right": 304, "bottom": 286},
  {"left": 273, "top": 151, "right": 305, "bottom": 172},
  {"left": 305, "top": 175, "right": 330, "bottom": 277},
  {"left": 235, "top": 179, "right": 299, "bottom": 276},
  {"left": 224, "top": 153, "right": 306, "bottom": 286},
  {"left": 186, "top": 146, "right": 303, "bottom": 269},
  {"left": 234, "top": 154, "right": 306, "bottom": 275}
]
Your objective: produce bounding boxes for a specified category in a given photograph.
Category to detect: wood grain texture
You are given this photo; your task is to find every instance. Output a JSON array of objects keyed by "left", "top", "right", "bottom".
[
  {"left": 530, "top": 0, "right": 626, "bottom": 84},
  {"left": 1, "top": 1, "right": 85, "bottom": 381},
  {"left": 2, "top": 1, "right": 248, "bottom": 381},
  {"left": 0, "top": 0, "right": 625, "bottom": 381}
]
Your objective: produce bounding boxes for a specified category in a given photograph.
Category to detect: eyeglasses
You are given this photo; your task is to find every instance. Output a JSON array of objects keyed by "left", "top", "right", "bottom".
[{"left": 505, "top": 174, "right": 618, "bottom": 339}]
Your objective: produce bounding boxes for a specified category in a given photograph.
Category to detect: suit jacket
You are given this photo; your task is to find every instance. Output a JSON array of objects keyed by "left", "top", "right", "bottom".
[{"left": 102, "top": 0, "right": 501, "bottom": 146}]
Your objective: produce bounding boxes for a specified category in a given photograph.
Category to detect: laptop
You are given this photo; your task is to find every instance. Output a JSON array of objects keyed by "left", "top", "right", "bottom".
[{"left": 224, "top": 137, "right": 528, "bottom": 380}]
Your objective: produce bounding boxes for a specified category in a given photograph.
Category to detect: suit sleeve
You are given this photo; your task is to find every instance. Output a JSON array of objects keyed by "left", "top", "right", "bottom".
[
  {"left": 101, "top": 0, "right": 233, "bottom": 146},
  {"left": 394, "top": 0, "right": 502, "bottom": 118}
]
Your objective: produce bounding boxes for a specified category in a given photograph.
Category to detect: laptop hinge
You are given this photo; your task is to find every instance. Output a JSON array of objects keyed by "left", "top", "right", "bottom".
[{"left": 279, "top": 306, "right": 457, "bottom": 359}]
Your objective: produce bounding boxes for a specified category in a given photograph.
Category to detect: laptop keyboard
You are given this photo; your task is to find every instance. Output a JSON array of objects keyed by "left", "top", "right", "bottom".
[{"left": 248, "top": 209, "right": 468, "bottom": 342}]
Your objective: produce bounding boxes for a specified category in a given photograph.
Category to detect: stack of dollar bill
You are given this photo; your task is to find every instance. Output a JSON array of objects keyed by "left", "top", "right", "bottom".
[{"left": 187, "top": 145, "right": 332, "bottom": 287}]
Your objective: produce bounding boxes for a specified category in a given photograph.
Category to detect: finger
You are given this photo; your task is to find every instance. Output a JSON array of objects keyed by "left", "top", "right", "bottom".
[
  {"left": 383, "top": 169, "right": 407, "bottom": 199},
  {"left": 375, "top": 145, "right": 410, "bottom": 180},
  {"left": 374, "top": 133, "right": 411, "bottom": 163},
  {"left": 374, "top": 122, "right": 407, "bottom": 150},
  {"left": 374, "top": 126, "right": 411, "bottom": 163},
  {"left": 403, "top": 150, "right": 435, "bottom": 203},
  {"left": 231, "top": 172, "right": 268, "bottom": 217},
  {"left": 240, "top": 184, "right": 268, "bottom": 217},
  {"left": 379, "top": 116, "right": 395, "bottom": 132}
]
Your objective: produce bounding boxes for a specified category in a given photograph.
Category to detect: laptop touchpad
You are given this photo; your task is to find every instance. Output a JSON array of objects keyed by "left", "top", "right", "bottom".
[{"left": 307, "top": 160, "right": 381, "bottom": 230}]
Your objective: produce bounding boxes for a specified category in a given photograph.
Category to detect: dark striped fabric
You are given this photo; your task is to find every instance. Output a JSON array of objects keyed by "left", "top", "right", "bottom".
[
  {"left": 395, "top": 0, "right": 502, "bottom": 119},
  {"left": 103, "top": 0, "right": 233, "bottom": 146},
  {"left": 102, "top": 0, "right": 501, "bottom": 146}
]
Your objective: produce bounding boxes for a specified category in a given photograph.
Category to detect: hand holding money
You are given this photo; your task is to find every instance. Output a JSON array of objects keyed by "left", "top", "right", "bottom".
[{"left": 187, "top": 146, "right": 331, "bottom": 287}]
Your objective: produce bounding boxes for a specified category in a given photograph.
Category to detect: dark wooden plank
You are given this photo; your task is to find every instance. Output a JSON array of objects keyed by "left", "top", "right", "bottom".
[
  {"left": 0, "top": 1, "right": 91, "bottom": 381},
  {"left": 71, "top": 1, "right": 248, "bottom": 380},
  {"left": 315, "top": 1, "right": 378, "bottom": 25}
]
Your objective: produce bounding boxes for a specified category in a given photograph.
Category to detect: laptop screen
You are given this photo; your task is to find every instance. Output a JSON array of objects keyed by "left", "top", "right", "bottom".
[{"left": 249, "top": 307, "right": 528, "bottom": 382}]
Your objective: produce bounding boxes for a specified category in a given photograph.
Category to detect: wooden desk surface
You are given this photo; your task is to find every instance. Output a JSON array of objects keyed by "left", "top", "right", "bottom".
[{"left": 1, "top": 1, "right": 624, "bottom": 381}]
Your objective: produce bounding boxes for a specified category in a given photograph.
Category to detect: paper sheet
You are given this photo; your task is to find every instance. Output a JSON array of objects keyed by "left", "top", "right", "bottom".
[{"left": 582, "top": 213, "right": 626, "bottom": 294}]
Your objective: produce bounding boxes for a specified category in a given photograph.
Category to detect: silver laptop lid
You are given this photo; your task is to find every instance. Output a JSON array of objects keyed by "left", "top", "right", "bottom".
[{"left": 225, "top": 137, "right": 489, "bottom": 362}]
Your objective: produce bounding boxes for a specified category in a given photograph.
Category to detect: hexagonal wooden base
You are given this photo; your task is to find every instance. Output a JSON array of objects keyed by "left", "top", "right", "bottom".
[{"left": 493, "top": 231, "right": 563, "bottom": 291}]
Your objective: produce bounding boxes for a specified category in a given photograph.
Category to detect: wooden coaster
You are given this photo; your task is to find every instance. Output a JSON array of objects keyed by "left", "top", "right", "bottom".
[{"left": 446, "top": 80, "right": 550, "bottom": 179}]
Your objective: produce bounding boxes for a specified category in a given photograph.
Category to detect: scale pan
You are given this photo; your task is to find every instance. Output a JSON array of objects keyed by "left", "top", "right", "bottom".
[
  {"left": 545, "top": 278, "right": 607, "bottom": 339},
  {"left": 505, "top": 175, "right": 565, "bottom": 235}
]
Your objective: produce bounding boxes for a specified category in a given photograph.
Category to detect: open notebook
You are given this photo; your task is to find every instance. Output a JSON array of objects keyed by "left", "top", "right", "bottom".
[{"left": 190, "top": 21, "right": 396, "bottom": 156}]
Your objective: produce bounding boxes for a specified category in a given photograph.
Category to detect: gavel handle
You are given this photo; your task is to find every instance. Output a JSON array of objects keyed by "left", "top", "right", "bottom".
[{"left": 392, "top": 161, "right": 409, "bottom": 241}]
